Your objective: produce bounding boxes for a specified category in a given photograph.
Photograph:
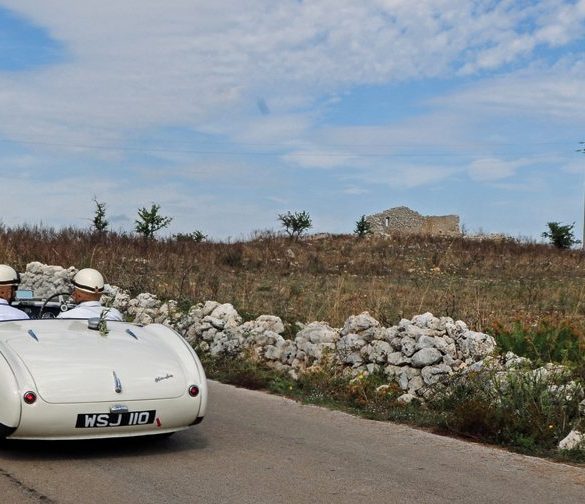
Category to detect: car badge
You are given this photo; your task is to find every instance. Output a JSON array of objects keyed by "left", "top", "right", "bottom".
[
  {"left": 155, "top": 373, "right": 174, "bottom": 383},
  {"left": 113, "top": 371, "right": 123, "bottom": 393}
]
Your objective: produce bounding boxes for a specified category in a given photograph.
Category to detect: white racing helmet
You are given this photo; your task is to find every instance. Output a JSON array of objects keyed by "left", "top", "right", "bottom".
[
  {"left": 0, "top": 265, "right": 20, "bottom": 286},
  {"left": 72, "top": 268, "right": 104, "bottom": 293}
]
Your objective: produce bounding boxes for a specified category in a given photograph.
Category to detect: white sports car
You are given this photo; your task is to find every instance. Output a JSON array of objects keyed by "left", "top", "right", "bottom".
[{"left": 0, "top": 294, "right": 207, "bottom": 440}]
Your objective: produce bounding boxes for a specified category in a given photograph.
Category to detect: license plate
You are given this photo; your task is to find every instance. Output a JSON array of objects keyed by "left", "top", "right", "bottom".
[{"left": 75, "top": 410, "right": 156, "bottom": 428}]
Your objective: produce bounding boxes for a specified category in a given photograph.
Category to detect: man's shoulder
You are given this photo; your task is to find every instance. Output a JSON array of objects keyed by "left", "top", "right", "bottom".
[
  {"left": 0, "top": 304, "right": 26, "bottom": 313},
  {"left": 57, "top": 305, "right": 97, "bottom": 318},
  {"left": 105, "top": 307, "right": 124, "bottom": 321},
  {"left": 58, "top": 304, "right": 122, "bottom": 321},
  {"left": 78, "top": 301, "right": 102, "bottom": 307},
  {"left": 0, "top": 305, "right": 29, "bottom": 320}
]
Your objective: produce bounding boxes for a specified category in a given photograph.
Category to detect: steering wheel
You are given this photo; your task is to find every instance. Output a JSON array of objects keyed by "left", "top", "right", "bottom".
[{"left": 39, "top": 292, "right": 76, "bottom": 319}]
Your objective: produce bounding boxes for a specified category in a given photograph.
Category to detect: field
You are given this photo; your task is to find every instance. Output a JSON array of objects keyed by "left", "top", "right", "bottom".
[{"left": 3, "top": 225, "right": 585, "bottom": 335}]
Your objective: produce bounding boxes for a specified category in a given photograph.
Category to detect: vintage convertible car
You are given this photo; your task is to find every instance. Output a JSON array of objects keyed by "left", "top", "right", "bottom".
[{"left": 0, "top": 292, "right": 207, "bottom": 440}]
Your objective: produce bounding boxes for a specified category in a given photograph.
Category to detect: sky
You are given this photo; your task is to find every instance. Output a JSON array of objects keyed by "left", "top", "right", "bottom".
[{"left": 0, "top": 0, "right": 584, "bottom": 241}]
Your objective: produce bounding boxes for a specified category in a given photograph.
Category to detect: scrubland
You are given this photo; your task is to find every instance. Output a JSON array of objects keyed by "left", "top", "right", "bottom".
[
  {"left": 3, "top": 224, "right": 585, "bottom": 458},
  {"left": 3, "top": 225, "right": 585, "bottom": 337}
]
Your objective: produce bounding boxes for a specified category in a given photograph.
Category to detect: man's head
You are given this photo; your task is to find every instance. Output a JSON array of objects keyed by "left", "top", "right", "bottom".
[
  {"left": 71, "top": 268, "right": 105, "bottom": 303},
  {"left": 0, "top": 265, "right": 20, "bottom": 303}
]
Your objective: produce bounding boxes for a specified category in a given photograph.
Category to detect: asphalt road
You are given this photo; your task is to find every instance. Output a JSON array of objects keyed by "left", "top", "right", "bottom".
[{"left": 1, "top": 380, "right": 584, "bottom": 504}]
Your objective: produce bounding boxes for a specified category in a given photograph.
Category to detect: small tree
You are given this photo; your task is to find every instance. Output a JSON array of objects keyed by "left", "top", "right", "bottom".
[
  {"left": 174, "top": 230, "right": 207, "bottom": 242},
  {"left": 354, "top": 215, "right": 372, "bottom": 238},
  {"left": 91, "top": 197, "right": 108, "bottom": 232},
  {"left": 278, "top": 210, "right": 312, "bottom": 239},
  {"left": 542, "top": 222, "right": 581, "bottom": 249},
  {"left": 135, "top": 203, "right": 173, "bottom": 239}
]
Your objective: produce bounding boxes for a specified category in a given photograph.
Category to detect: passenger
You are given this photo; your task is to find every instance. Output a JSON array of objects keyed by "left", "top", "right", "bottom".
[
  {"left": 57, "top": 268, "right": 123, "bottom": 321},
  {"left": 0, "top": 265, "right": 29, "bottom": 321}
]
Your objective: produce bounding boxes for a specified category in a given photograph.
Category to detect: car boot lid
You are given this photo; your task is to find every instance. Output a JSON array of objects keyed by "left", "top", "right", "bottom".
[{"left": 1, "top": 319, "right": 187, "bottom": 403}]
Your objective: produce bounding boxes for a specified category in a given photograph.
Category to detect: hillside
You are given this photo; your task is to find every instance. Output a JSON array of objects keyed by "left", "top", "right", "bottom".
[{"left": 3, "top": 226, "right": 585, "bottom": 343}]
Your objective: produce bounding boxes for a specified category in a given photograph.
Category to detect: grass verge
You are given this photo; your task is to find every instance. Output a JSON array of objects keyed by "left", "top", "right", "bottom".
[{"left": 200, "top": 353, "right": 585, "bottom": 464}]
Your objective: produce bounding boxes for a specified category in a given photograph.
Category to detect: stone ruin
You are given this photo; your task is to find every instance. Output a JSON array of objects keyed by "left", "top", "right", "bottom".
[{"left": 365, "top": 206, "right": 461, "bottom": 237}]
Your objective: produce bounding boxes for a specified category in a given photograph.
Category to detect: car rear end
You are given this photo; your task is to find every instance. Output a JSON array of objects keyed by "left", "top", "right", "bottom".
[{"left": 0, "top": 319, "right": 207, "bottom": 440}]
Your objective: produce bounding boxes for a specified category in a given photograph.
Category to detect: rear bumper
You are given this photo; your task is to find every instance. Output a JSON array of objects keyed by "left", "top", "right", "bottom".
[{"left": 9, "top": 395, "right": 204, "bottom": 440}]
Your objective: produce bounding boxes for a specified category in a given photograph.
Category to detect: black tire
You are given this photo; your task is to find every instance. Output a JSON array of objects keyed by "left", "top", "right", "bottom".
[{"left": 0, "top": 423, "right": 16, "bottom": 440}]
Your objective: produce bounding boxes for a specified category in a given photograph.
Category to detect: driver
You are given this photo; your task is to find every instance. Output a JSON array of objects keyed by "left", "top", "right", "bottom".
[
  {"left": 0, "top": 265, "right": 29, "bottom": 321},
  {"left": 57, "top": 268, "right": 123, "bottom": 321}
]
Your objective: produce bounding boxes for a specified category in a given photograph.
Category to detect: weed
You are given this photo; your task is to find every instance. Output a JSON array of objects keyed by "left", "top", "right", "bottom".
[
  {"left": 427, "top": 368, "right": 584, "bottom": 452},
  {"left": 488, "top": 317, "right": 585, "bottom": 367},
  {"left": 3, "top": 225, "right": 585, "bottom": 364}
]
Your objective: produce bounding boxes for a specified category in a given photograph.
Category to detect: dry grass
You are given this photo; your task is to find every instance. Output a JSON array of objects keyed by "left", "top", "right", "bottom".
[
  {"left": 5, "top": 224, "right": 585, "bottom": 459},
  {"left": 2, "top": 224, "right": 585, "bottom": 333}
]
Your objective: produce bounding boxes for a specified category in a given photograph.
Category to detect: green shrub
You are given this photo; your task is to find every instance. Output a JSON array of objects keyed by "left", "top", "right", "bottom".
[
  {"left": 174, "top": 230, "right": 207, "bottom": 242},
  {"left": 91, "top": 198, "right": 109, "bottom": 233},
  {"left": 542, "top": 222, "right": 581, "bottom": 249},
  {"left": 135, "top": 203, "right": 172, "bottom": 239},
  {"left": 354, "top": 215, "right": 372, "bottom": 238},
  {"left": 492, "top": 321, "right": 585, "bottom": 366},
  {"left": 200, "top": 353, "right": 294, "bottom": 391},
  {"left": 278, "top": 211, "right": 312, "bottom": 239},
  {"left": 428, "top": 368, "right": 584, "bottom": 452}
]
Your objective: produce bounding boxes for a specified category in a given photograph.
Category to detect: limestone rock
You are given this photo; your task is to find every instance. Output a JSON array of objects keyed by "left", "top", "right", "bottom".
[
  {"left": 360, "top": 340, "right": 392, "bottom": 364},
  {"left": 340, "top": 312, "right": 380, "bottom": 342},
  {"left": 401, "top": 337, "right": 417, "bottom": 357},
  {"left": 421, "top": 364, "right": 452, "bottom": 385},
  {"left": 411, "top": 348, "right": 443, "bottom": 368},
  {"left": 337, "top": 333, "right": 367, "bottom": 364},
  {"left": 296, "top": 322, "right": 339, "bottom": 344},
  {"left": 397, "top": 393, "right": 417, "bottom": 404},
  {"left": 559, "top": 430, "right": 585, "bottom": 450},
  {"left": 387, "top": 352, "right": 411, "bottom": 366},
  {"left": 21, "top": 262, "right": 76, "bottom": 298},
  {"left": 458, "top": 330, "right": 496, "bottom": 360}
]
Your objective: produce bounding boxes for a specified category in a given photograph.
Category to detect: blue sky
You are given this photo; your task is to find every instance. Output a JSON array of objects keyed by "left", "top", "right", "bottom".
[{"left": 0, "top": 0, "right": 584, "bottom": 240}]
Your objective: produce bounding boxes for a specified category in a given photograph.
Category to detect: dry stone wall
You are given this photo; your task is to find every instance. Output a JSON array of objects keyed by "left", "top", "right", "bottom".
[{"left": 19, "top": 262, "right": 585, "bottom": 449}]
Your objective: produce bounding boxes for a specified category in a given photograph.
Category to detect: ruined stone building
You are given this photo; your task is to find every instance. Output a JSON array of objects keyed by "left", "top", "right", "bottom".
[{"left": 365, "top": 206, "right": 461, "bottom": 236}]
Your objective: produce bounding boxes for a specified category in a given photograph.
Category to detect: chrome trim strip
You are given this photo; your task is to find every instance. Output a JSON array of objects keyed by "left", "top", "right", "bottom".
[
  {"left": 109, "top": 404, "right": 128, "bottom": 414},
  {"left": 113, "top": 371, "right": 122, "bottom": 394},
  {"left": 126, "top": 328, "right": 138, "bottom": 340}
]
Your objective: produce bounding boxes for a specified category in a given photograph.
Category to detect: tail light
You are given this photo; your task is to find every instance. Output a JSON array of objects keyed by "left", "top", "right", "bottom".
[
  {"left": 23, "top": 391, "right": 37, "bottom": 404},
  {"left": 188, "top": 385, "right": 200, "bottom": 397}
]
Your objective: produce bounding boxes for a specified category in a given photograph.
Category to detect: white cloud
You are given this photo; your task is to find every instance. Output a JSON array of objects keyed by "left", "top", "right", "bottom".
[
  {"left": 226, "top": 114, "right": 314, "bottom": 146},
  {"left": 345, "top": 163, "right": 459, "bottom": 189},
  {"left": 435, "top": 58, "right": 585, "bottom": 122},
  {"left": 282, "top": 148, "right": 355, "bottom": 169},
  {"left": 468, "top": 158, "right": 527, "bottom": 182},
  {"left": 342, "top": 186, "right": 369, "bottom": 195},
  {"left": 1, "top": 0, "right": 584, "bottom": 146},
  {"left": 562, "top": 159, "right": 585, "bottom": 175}
]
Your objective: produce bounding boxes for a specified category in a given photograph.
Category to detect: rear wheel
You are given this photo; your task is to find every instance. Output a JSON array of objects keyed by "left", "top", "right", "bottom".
[{"left": 0, "top": 423, "right": 16, "bottom": 440}]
